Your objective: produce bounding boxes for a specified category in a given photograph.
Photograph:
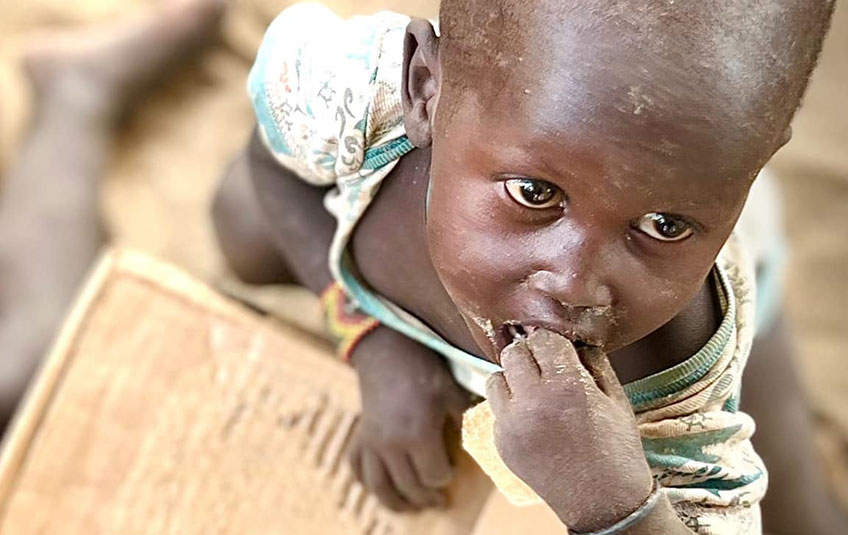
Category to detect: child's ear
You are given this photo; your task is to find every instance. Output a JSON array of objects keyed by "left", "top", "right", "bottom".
[{"left": 402, "top": 19, "right": 440, "bottom": 148}]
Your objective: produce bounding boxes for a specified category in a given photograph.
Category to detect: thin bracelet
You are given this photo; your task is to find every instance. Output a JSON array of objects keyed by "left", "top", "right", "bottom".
[
  {"left": 568, "top": 479, "right": 663, "bottom": 535},
  {"left": 319, "top": 282, "right": 381, "bottom": 362}
]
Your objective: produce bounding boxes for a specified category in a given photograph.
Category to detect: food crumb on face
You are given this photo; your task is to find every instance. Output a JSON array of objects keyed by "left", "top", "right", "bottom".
[
  {"left": 469, "top": 314, "right": 497, "bottom": 345},
  {"left": 626, "top": 85, "right": 654, "bottom": 115}
]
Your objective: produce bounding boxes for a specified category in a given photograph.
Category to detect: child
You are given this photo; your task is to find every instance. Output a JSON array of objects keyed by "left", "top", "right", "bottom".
[{"left": 211, "top": 1, "right": 839, "bottom": 533}]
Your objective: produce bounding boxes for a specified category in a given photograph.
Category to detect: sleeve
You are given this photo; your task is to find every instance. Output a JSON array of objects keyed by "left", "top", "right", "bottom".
[
  {"left": 246, "top": 3, "right": 390, "bottom": 186},
  {"left": 735, "top": 168, "right": 787, "bottom": 337},
  {"left": 640, "top": 411, "right": 767, "bottom": 535}
]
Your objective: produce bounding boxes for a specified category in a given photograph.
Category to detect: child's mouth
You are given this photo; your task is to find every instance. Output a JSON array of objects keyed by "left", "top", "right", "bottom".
[
  {"left": 495, "top": 321, "right": 590, "bottom": 363},
  {"left": 505, "top": 321, "right": 530, "bottom": 342}
]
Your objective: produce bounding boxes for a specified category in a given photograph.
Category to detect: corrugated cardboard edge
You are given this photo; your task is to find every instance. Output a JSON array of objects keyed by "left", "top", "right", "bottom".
[
  {"left": 0, "top": 247, "right": 281, "bottom": 513},
  {"left": 0, "top": 247, "right": 116, "bottom": 510}
]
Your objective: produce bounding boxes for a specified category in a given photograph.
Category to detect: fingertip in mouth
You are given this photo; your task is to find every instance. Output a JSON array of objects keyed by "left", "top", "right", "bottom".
[{"left": 495, "top": 320, "right": 595, "bottom": 358}]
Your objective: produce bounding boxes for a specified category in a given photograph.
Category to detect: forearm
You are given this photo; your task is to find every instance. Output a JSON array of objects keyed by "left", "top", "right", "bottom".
[
  {"left": 247, "top": 129, "right": 336, "bottom": 294},
  {"left": 349, "top": 325, "right": 455, "bottom": 383},
  {"left": 246, "top": 131, "right": 453, "bottom": 387}
]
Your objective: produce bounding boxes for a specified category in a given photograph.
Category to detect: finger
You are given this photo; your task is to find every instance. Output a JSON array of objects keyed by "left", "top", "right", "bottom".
[
  {"left": 485, "top": 371, "right": 510, "bottom": 415},
  {"left": 410, "top": 436, "right": 455, "bottom": 489},
  {"left": 500, "top": 340, "right": 541, "bottom": 389},
  {"left": 383, "top": 451, "right": 446, "bottom": 508},
  {"left": 444, "top": 383, "right": 474, "bottom": 429},
  {"left": 349, "top": 440, "right": 364, "bottom": 484},
  {"left": 362, "top": 449, "right": 411, "bottom": 512},
  {"left": 526, "top": 328, "right": 582, "bottom": 379},
  {"left": 580, "top": 346, "right": 630, "bottom": 407}
]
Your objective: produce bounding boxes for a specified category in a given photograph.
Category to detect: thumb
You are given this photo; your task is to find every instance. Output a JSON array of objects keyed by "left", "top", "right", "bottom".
[
  {"left": 579, "top": 346, "right": 631, "bottom": 408},
  {"left": 446, "top": 387, "right": 474, "bottom": 429}
]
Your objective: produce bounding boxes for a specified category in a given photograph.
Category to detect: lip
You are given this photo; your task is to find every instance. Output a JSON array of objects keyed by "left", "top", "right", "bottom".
[{"left": 492, "top": 319, "right": 602, "bottom": 363}]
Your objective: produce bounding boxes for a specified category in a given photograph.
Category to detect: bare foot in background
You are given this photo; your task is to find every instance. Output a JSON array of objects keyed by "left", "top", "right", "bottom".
[
  {"left": 0, "top": 0, "right": 228, "bottom": 432},
  {"left": 23, "top": 0, "right": 228, "bottom": 118}
]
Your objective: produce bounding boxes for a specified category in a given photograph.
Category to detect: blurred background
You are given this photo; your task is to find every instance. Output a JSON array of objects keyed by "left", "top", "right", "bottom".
[{"left": 0, "top": 0, "right": 845, "bottom": 509}]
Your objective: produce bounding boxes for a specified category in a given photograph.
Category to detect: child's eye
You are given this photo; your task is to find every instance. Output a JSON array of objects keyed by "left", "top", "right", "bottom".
[
  {"left": 635, "top": 213, "right": 695, "bottom": 242},
  {"left": 504, "top": 178, "right": 565, "bottom": 209}
]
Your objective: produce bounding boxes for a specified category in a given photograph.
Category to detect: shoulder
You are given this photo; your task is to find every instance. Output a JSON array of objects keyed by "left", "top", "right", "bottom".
[
  {"left": 247, "top": 4, "right": 412, "bottom": 185},
  {"left": 251, "top": 4, "right": 410, "bottom": 83}
]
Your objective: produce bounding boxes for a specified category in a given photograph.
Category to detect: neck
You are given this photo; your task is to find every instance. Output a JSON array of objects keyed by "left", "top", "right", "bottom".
[{"left": 350, "top": 147, "right": 483, "bottom": 355}]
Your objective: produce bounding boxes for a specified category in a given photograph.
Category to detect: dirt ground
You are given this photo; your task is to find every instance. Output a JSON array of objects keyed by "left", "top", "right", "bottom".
[{"left": 0, "top": 0, "right": 846, "bottom": 505}]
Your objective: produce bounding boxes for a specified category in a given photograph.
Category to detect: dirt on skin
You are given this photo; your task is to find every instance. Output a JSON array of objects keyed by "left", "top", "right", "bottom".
[{"left": 0, "top": 0, "right": 846, "bottom": 508}]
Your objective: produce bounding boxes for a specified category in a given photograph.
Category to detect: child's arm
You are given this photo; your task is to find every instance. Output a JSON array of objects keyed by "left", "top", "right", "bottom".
[
  {"left": 348, "top": 325, "right": 472, "bottom": 510},
  {"left": 743, "top": 313, "right": 848, "bottom": 534},
  {"left": 236, "top": 130, "right": 469, "bottom": 510},
  {"left": 487, "top": 330, "right": 695, "bottom": 534}
]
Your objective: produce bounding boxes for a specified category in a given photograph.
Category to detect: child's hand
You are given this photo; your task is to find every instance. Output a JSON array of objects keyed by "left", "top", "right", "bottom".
[
  {"left": 349, "top": 326, "right": 472, "bottom": 511},
  {"left": 487, "top": 329, "right": 654, "bottom": 533}
]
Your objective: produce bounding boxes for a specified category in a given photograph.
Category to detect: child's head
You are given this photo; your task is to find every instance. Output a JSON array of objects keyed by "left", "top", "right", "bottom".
[{"left": 401, "top": 0, "right": 834, "bottom": 361}]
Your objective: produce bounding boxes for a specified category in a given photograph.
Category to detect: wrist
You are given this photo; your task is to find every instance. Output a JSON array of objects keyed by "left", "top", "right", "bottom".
[
  {"left": 568, "top": 479, "right": 664, "bottom": 535},
  {"left": 348, "top": 325, "right": 394, "bottom": 370},
  {"left": 618, "top": 494, "right": 695, "bottom": 535},
  {"left": 564, "top": 484, "right": 694, "bottom": 535},
  {"left": 320, "top": 282, "right": 380, "bottom": 363}
]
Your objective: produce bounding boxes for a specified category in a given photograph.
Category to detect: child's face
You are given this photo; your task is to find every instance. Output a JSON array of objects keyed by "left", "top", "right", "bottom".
[{"left": 425, "top": 67, "right": 764, "bottom": 363}]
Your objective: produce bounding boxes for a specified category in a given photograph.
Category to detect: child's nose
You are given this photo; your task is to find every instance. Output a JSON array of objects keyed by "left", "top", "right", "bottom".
[{"left": 525, "top": 268, "right": 614, "bottom": 308}]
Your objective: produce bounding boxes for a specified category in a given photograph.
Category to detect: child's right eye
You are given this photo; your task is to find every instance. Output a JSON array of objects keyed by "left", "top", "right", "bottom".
[{"left": 504, "top": 178, "right": 565, "bottom": 209}]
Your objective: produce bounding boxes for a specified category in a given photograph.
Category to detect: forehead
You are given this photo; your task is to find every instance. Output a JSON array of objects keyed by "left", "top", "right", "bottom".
[
  {"left": 435, "top": 79, "right": 755, "bottom": 223},
  {"left": 438, "top": 3, "right": 785, "bottom": 177},
  {"left": 439, "top": 37, "right": 769, "bottom": 185}
]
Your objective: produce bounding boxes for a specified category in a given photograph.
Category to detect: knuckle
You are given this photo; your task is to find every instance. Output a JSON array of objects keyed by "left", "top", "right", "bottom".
[
  {"left": 493, "top": 425, "right": 521, "bottom": 452},
  {"left": 371, "top": 478, "right": 392, "bottom": 495},
  {"left": 494, "top": 432, "right": 523, "bottom": 462},
  {"left": 386, "top": 422, "right": 436, "bottom": 446},
  {"left": 382, "top": 497, "right": 407, "bottom": 512},
  {"left": 422, "top": 469, "right": 453, "bottom": 488}
]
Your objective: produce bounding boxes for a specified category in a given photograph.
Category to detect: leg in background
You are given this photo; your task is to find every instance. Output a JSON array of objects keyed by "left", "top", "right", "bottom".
[
  {"left": 743, "top": 312, "right": 848, "bottom": 535},
  {"left": 0, "top": 0, "right": 228, "bottom": 431}
]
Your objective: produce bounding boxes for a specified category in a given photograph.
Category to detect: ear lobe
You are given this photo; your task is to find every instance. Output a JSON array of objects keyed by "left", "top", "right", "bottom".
[{"left": 402, "top": 19, "right": 440, "bottom": 148}]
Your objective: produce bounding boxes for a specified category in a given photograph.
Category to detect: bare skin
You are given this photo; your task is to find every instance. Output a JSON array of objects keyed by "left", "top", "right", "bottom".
[
  {"left": 0, "top": 0, "right": 227, "bottom": 431},
  {"left": 487, "top": 330, "right": 682, "bottom": 534},
  {"left": 210, "top": 1, "right": 847, "bottom": 532}
]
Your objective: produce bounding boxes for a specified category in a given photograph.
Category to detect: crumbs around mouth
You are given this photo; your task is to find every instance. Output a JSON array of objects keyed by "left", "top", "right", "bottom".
[{"left": 500, "top": 321, "right": 594, "bottom": 350}]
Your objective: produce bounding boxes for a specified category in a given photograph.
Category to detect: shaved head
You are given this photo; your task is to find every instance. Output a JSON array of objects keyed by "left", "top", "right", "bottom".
[{"left": 437, "top": 0, "right": 835, "bottom": 155}]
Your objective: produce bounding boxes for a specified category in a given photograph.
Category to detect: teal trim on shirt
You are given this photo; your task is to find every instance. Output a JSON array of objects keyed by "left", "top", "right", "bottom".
[
  {"left": 363, "top": 137, "right": 415, "bottom": 169},
  {"left": 338, "top": 257, "right": 736, "bottom": 410},
  {"left": 623, "top": 267, "right": 736, "bottom": 410}
]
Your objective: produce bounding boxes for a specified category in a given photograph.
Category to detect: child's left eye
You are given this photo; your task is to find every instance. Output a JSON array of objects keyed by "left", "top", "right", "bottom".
[
  {"left": 635, "top": 213, "right": 695, "bottom": 242},
  {"left": 504, "top": 178, "right": 565, "bottom": 209}
]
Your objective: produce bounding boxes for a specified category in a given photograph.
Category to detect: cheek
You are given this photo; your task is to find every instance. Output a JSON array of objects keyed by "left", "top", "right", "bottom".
[
  {"left": 612, "top": 251, "right": 717, "bottom": 346},
  {"left": 426, "top": 181, "right": 522, "bottom": 311}
]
